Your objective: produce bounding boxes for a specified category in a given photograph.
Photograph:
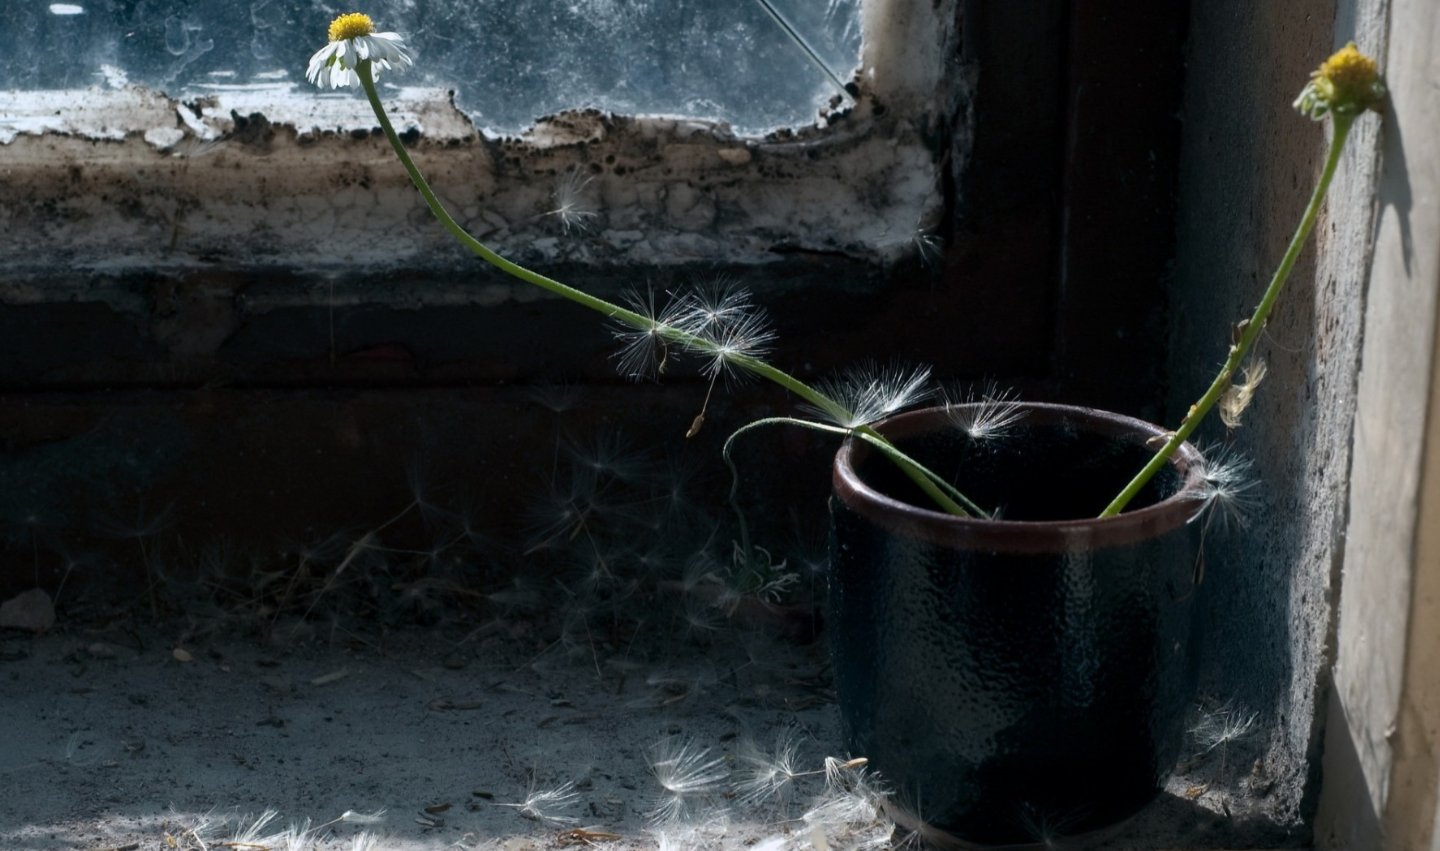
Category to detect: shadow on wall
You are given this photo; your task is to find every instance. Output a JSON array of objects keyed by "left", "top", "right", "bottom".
[
  {"left": 1164, "top": 0, "right": 1384, "bottom": 838},
  {"left": 1313, "top": 688, "right": 1384, "bottom": 849}
]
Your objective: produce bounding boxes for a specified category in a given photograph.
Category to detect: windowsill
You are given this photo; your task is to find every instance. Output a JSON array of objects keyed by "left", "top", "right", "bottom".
[{"left": 0, "top": 82, "right": 941, "bottom": 276}]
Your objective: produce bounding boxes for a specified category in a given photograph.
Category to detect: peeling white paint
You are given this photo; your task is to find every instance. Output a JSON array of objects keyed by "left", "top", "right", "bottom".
[{"left": 143, "top": 126, "right": 185, "bottom": 151}]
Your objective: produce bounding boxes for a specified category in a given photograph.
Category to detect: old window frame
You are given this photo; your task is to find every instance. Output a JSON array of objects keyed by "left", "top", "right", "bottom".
[{"left": 0, "top": 0, "right": 960, "bottom": 279}]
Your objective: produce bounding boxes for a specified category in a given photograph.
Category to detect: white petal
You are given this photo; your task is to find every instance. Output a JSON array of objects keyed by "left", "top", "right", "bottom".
[
  {"left": 304, "top": 31, "right": 412, "bottom": 89},
  {"left": 306, "top": 43, "right": 338, "bottom": 85},
  {"left": 370, "top": 33, "right": 413, "bottom": 68}
]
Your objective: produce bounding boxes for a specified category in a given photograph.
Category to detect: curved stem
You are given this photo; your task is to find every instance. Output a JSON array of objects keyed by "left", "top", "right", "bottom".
[
  {"left": 358, "top": 63, "right": 974, "bottom": 517},
  {"left": 1099, "top": 114, "right": 1356, "bottom": 517},
  {"left": 851, "top": 428, "right": 987, "bottom": 517},
  {"left": 722, "top": 417, "right": 853, "bottom": 558},
  {"left": 722, "top": 417, "right": 982, "bottom": 521},
  {"left": 361, "top": 66, "right": 844, "bottom": 413}
]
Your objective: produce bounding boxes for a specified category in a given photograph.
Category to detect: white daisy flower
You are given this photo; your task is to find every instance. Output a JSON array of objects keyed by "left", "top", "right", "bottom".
[{"left": 306, "top": 13, "right": 413, "bottom": 90}]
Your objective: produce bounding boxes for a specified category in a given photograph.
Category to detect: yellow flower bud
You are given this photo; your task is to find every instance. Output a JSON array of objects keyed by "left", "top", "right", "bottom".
[{"left": 1294, "top": 42, "right": 1386, "bottom": 120}]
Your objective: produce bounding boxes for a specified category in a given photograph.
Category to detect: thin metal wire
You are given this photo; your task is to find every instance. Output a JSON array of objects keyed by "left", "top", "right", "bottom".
[{"left": 750, "top": 0, "right": 855, "bottom": 104}]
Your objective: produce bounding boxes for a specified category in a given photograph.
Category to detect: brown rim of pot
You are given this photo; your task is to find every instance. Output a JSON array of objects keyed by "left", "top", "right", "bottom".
[{"left": 833, "top": 402, "right": 1208, "bottom": 555}]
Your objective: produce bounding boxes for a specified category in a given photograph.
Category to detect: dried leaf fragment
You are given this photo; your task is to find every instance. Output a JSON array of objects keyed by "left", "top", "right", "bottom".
[
  {"left": 558, "top": 827, "right": 622, "bottom": 845},
  {"left": 1220, "top": 359, "right": 1268, "bottom": 429}
]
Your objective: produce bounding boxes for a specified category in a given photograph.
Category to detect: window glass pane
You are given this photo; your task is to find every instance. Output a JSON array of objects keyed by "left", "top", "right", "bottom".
[{"left": 3, "top": 0, "right": 862, "bottom": 135}]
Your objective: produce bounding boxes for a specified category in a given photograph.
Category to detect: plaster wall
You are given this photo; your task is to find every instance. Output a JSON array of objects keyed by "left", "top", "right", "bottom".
[
  {"left": 1317, "top": 0, "right": 1440, "bottom": 846},
  {"left": 1166, "top": 0, "right": 1386, "bottom": 836}
]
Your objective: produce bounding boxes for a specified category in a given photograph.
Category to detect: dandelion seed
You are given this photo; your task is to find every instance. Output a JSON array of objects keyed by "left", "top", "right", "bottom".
[
  {"left": 679, "top": 550, "right": 726, "bottom": 593},
  {"left": 524, "top": 452, "right": 636, "bottom": 554},
  {"left": 170, "top": 807, "right": 219, "bottom": 846},
  {"left": 822, "top": 755, "right": 869, "bottom": 792},
  {"left": 735, "top": 731, "right": 806, "bottom": 805},
  {"left": 698, "top": 306, "right": 776, "bottom": 382},
  {"left": 680, "top": 593, "right": 725, "bottom": 639},
  {"left": 675, "top": 278, "right": 756, "bottom": 333},
  {"left": 230, "top": 809, "right": 283, "bottom": 844},
  {"left": 646, "top": 737, "right": 729, "bottom": 824},
  {"left": 654, "top": 448, "right": 706, "bottom": 518},
  {"left": 1015, "top": 802, "right": 1090, "bottom": 849},
  {"left": 1190, "top": 444, "right": 1260, "bottom": 532},
  {"left": 523, "top": 490, "right": 590, "bottom": 554},
  {"left": 497, "top": 777, "right": 580, "bottom": 825},
  {"left": 563, "top": 428, "right": 656, "bottom": 484},
  {"left": 611, "top": 287, "right": 693, "bottom": 381},
  {"left": 403, "top": 455, "right": 454, "bottom": 529},
  {"left": 912, "top": 224, "right": 943, "bottom": 268},
  {"left": 305, "top": 13, "right": 413, "bottom": 90},
  {"left": 887, "top": 793, "right": 960, "bottom": 851},
  {"left": 1191, "top": 703, "right": 1259, "bottom": 755},
  {"left": 94, "top": 499, "right": 176, "bottom": 540},
  {"left": 528, "top": 380, "right": 583, "bottom": 414},
  {"left": 942, "top": 382, "right": 1026, "bottom": 441},
  {"left": 1219, "top": 359, "right": 1267, "bottom": 429},
  {"left": 1190, "top": 700, "right": 1259, "bottom": 782},
  {"left": 570, "top": 549, "right": 619, "bottom": 596},
  {"left": 803, "top": 772, "right": 884, "bottom": 834},
  {"left": 274, "top": 818, "right": 317, "bottom": 851},
  {"left": 805, "top": 361, "right": 934, "bottom": 429},
  {"left": 653, "top": 824, "right": 723, "bottom": 851},
  {"left": 545, "top": 168, "right": 600, "bottom": 234}
]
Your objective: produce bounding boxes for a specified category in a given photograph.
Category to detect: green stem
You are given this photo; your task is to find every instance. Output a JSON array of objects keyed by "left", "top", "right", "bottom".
[
  {"left": 723, "top": 417, "right": 987, "bottom": 521},
  {"left": 1099, "top": 114, "right": 1356, "bottom": 518},
  {"left": 357, "top": 64, "right": 971, "bottom": 517}
]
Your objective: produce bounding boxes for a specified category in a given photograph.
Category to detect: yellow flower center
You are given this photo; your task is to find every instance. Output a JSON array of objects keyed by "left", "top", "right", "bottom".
[
  {"left": 1318, "top": 43, "right": 1379, "bottom": 91},
  {"left": 1312, "top": 42, "right": 1384, "bottom": 113},
  {"left": 328, "top": 12, "right": 375, "bottom": 42}
]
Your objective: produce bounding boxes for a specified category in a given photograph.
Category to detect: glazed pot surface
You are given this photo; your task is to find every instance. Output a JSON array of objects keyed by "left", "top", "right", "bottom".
[{"left": 829, "top": 403, "right": 1203, "bottom": 846}]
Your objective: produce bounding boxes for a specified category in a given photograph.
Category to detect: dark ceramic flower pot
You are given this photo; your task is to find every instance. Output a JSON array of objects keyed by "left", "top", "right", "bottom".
[{"left": 829, "top": 403, "right": 1205, "bottom": 847}]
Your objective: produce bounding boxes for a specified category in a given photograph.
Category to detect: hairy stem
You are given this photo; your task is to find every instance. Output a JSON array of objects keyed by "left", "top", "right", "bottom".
[
  {"left": 1100, "top": 114, "right": 1356, "bottom": 517},
  {"left": 357, "top": 64, "right": 970, "bottom": 517}
]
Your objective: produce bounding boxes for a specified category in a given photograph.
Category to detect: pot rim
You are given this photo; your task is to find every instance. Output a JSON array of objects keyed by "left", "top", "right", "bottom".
[{"left": 833, "top": 402, "right": 1208, "bottom": 553}]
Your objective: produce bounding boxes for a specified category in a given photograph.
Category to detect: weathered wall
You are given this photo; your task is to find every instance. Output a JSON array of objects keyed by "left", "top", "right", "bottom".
[{"left": 1166, "top": 0, "right": 1387, "bottom": 838}]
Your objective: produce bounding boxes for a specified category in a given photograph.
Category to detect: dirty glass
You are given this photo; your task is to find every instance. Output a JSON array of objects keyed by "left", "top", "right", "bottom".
[{"left": 2, "top": 0, "right": 863, "bottom": 135}]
